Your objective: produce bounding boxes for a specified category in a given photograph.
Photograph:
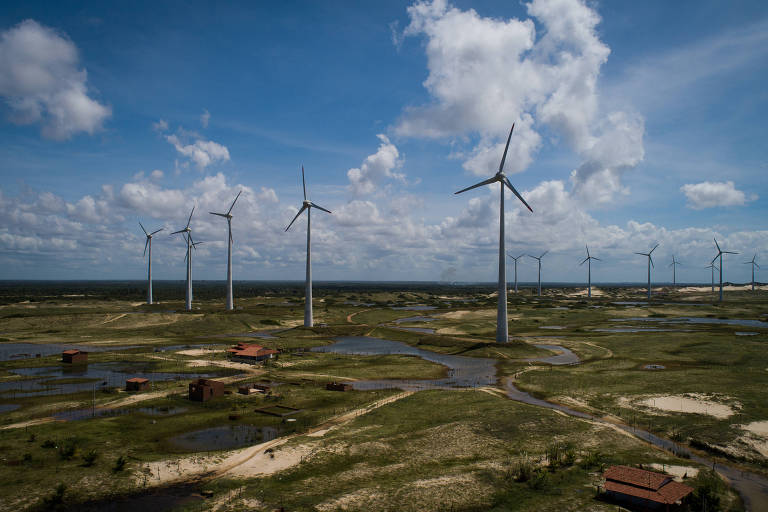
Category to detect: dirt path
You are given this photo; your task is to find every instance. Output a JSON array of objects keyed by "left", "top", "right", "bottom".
[
  {"left": 99, "top": 313, "right": 128, "bottom": 325},
  {"left": 346, "top": 309, "right": 373, "bottom": 324},
  {"left": 582, "top": 341, "right": 613, "bottom": 358},
  {"left": 141, "top": 391, "right": 414, "bottom": 486},
  {"left": 1, "top": 417, "right": 60, "bottom": 430}
]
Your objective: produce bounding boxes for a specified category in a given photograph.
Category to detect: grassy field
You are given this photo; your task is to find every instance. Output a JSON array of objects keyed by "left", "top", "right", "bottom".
[{"left": 0, "top": 282, "right": 765, "bottom": 510}]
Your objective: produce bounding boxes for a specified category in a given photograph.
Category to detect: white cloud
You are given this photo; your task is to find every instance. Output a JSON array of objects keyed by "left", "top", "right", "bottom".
[
  {"left": 347, "top": 134, "right": 404, "bottom": 196},
  {"left": 150, "top": 169, "right": 164, "bottom": 180},
  {"left": 152, "top": 119, "right": 168, "bottom": 132},
  {"left": 0, "top": 19, "right": 111, "bottom": 140},
  {"left": 397, "top": 0, "right": 644, "bottom": 204},
  {"left": 200, "top": 109, "right": 210, "bottom": 128},
  {"left": 681, "top": 181, "right": 756, "bottom": 210},
  {"left": 165, "top": 133, "right": 230, "bottom": 169}
]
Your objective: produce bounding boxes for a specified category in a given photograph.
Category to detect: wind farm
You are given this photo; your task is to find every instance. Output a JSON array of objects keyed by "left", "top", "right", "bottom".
[{"left": 1, "top": 1, "right": 767, "bottom": 511}]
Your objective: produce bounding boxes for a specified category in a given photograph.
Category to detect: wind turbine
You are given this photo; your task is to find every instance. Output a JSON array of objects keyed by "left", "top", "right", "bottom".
[
  {"left": 171, "top": 206, "right": 195, "bottom": 311},
  {"left": 705, "top": 263, "right": 718, "bottom": 292},
  {"left": 506, "top": 253, "right": 524, "bottom": 294},
  {"left": 455, "top": 123, "right": 533, "bottom": 343},
  {"left": 712, "top": 238, "right": 737, "bottom": 302},
  {"left": 285, "top": 166, "right": 332, "bottom": 327},
  {"left": 669, "top": 255, "right": 681, "bottom": 287},
  {"left": 210, "top": 190, "right": 242, "bottom": 311},
  {"left": 635, "top": 244, "right": 659, "bottom": 300},
  {"left": 744, "top": 254, "right": 760, "bottom": 292},
  {"left": 527, "top": 251, "right": 548, "bottom": 297},
  {"left": 139, "top": 222, "right": 163, "bottom": 305},
  {"left": 580, "top": 246, "right": 601, "bottom": 298}
]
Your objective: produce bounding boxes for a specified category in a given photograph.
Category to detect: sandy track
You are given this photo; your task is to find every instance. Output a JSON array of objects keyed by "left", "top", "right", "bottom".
[
  {"left": 142, "top": 391, "right": 414, "bottom": 486},
  {"left": 1, "top": 417, "right": 60, "bottom": 430}
]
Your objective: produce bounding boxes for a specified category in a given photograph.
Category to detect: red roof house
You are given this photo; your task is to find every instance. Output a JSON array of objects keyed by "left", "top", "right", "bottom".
[
  {"left": 603, "top": 465, "right": 693, "bottom": 511},
  {"left": 62, "top": 349, "right": 88, "bottom": 364},
  {"left": 227, "top": 343, "right": 278, "bottom": 362},
  {"left": 125, "top": 377, "right": 150, "bottom": 392}
]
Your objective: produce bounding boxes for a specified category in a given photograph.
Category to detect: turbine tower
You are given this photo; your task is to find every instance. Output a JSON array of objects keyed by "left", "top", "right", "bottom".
[
  {"left": 455, "top": 123, "right": 533, "bottom": 343},
  {"left": 635, "top": 244, "right": 659, "bottom": 300},
  {"left": 744, "top": 254, "right": 759, "bottom": 292},
  {"left": 669, "top": 255, "right": 681, "bottom": 287},
  {"left": 285, "top": 166, "right": 332, "bottom": 327},
  {"left": 210, "top": 190, "right": 242, "bottom": 311},
  {"left": 527, "top": 251, "right": 548, "bottom": 297},
  {"left": 580, "top": 245, "right": 601, "bottom": 298},
  {"left": 506, "top": 253, "right": 524, "bottom": 293},
  {"left": 171, "top": 207, "right": 195, "bottom": 311},
  {"left": 712, "top": 238, "right": 737, "bottom": 302},
  {"left": 139, "top": 222, "right": 163, "bottom": 305},
  {"left": 705, "top": 263, "right": 718, "bottom": 292}
]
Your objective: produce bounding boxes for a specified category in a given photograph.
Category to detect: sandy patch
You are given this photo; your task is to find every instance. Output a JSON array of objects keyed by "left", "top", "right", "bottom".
[
  {"left": 225, "top": 444, "right": 314, "bottom": 478},
  {"left": 438, "top": 309, "right": 498, "bottom": 320},
  {"left": 186, "top": 359, "right": 258, "bottom": 372},
  {"left": 742, "top": 421, "right": 768, "bottom": 437},
  {"left": 567, "top": 287, "right": 605, "bottom": 297},
  {"left": 738, "top": 421, "right": 768, "bottom": 458},
  {"left": 436, "top": 327, "right": 468, "bottom": 335},
  {"left": 315, "top": 488, "right": 385, "bottom": 512},
  {"left": 649, "top": 463, "right": 699, "bottom": 480},
  {"left": 177, "top": 348, "right": 223, "bottom": 357},
  {"left": 630, "top": 394, "right": 737, "bottom": 419},
  {"left": 105, "top": 390, "right": 171, "bottom": 408},
  {"left": 1, "top": 417, "right": 60, "bottom": 430}
]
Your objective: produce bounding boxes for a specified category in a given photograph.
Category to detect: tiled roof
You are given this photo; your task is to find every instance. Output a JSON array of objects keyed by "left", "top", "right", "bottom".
[
  {"left": 604, "top": 466, "right": 693, "bottom": 505},
  {"left": 126, "top": 377, "right": 149, "bottom": 383},
  {"left": 62, "top": 349, "right": 81, "bottom": 355},
  {"left": 228, "top": 343, "right": 278, "bottom": 358},
  {"left": 605, "top": 465, "right": 669, "bottom": 490}
]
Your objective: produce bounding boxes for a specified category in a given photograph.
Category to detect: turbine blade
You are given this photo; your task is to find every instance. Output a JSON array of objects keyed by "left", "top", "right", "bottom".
[
  {"left": 310, "top": 202, "right": 332, "bottom": 214},
  {"left": 143, "top": 238, "right": 149, "bottom": 257},
  {"left": 150, "top": 228, "right": 163, "bottom": 235},
  {"left": 186, "top": 206, "right": 195, "bottom": 229},
  {"left": 711, "top": 254, "right": 718, "bottom": 265},
  {"left": 650, "top": 256, "right": 655, "bottom": 268},
  {"left": 454, "top": 175, "right": 498, "bottom": 195},
  {"left": 724, "top": 251, "right": 738, "bottom": 255},
  {"left": 503, "top": 177, "right": 533, "bottom": 212},
  {"left": 285, "top": 205, "right": 307, "bottom": 231},
  {"left": 227, "top": 190, "right": 242, "bottom": 215},
  {"left": 650, "top": 243, "right": 659, "bottom": 254},
  {"left": 210, "top": 212, "right": 228, "bottom": 218},
  {"left": 139, "top": 222, "right": 148, "bottom": 236},
  {"left": 302, "top": 166, "right": 307, "bottom": 201},
  {"left": 539, "top": 250, "right": 548, "bottom": 259},
  {"left": 593, "top": 257, "right": 602, "bottom": 261},
  {"left": 171, "top": 229, "right": 186, "bottom": 235},
  {"left": 580, "top": 257, "right": 588, "bottom": 266},
  {"left": 714, "top": 238, "right": 721, "bottom": 252},
  {"left": 586, "top": 245, "right": 590, "bottom": 258},
  {"left": 498, "top": 123, "right": 514, "bottom": 173}
]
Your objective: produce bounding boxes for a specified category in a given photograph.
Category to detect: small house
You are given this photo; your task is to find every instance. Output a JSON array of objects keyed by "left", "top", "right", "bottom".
[
  {"left": 125, "top": 377, "right": 150, "bottom": 392},
  {"left": 227, "top": 342, "right": 279, "bottom": 363},
  {"left": 62, "top": 349, "right": 88, "bottom": 364},
  {"left": 189, "top": 378, "right": 225, "bottom": 402},
  {"left": 603, "top": 465, "right": 693, "bottom": 511},
  {"left": 326, "top": 382, "right": 353, "bottom": 392}
]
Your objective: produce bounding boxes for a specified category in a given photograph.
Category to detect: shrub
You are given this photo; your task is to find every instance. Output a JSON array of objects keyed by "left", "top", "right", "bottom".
[
  {"left": 57, "top": 439, "right": 76, "bottom": 460},
  {"left": 689, "top": 469, "right": 725, "bottom": 511},
  {"left": 41, "top": 439, "right": 56, "bottom": 449},
  {"left": 82, "top": 450, "right": 98, "bottom": 467},
  {"left": 39, "top": 483, "right": 67, "bottom": 510},
  {"left": 113, "top": 455, "right": 128, "bottom": 472}
]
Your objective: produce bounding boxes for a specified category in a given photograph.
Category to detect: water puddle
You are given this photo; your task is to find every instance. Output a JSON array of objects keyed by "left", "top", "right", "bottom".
[
  {"left": 0, "top": 343, "right": 138, "bottom": 362},
  {"left": 735, "top": 332, "right": 759, "bottom": 336},
  {"left": 393, "top": 316, "right": 435, "bottom": 324},
  {"left": 168, "top": 425, "right": 279, "bottom": 451},
  {"left": 612, "top": 317, "right": 768, "bottom": 328},
  {"left": 644, "top": 364, "right": 666, "bottom": 370},
  {"left": 592, "top": 327, "right": 688, "bottom": 333},
  {"left": 0, "top": 403, "right": 20, "bottom": 414},
  {"left": 0, "top": 362, "right": 221, "bottom": 397},
  {"left": 539, "top": 326, "right": 566, "bottom": 330},
  {"left": 396, "top": 327, "right": 436, "bottom": 334},
  {"left": 312, "top": 336, "right": 496, "bottom": 390},
  {"left": 53, "top": 405, "right": 188, "bottom": 422}
]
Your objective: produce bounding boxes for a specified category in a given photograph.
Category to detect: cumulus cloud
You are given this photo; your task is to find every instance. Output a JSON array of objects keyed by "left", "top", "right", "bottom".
[
  {"left": 397, "top": 0, "right": 644, "bottom": 204},
  {"left": 681, "top": 181, "right": 756, "bottom": 210},
  {"left": 347, "top": 134, "right": 404, "bottom": 196},
  {"left": 0, "top": 19, "right": 111, "bottom": 140},
  {"left": 152, "top": 119, "right": 168, "bottom": 132},
  {"left": 165, "top": 133, "right": 230, "bottom": 169},
  {"left": 200, "top": 109, "right": 210, "bottom": 128}
]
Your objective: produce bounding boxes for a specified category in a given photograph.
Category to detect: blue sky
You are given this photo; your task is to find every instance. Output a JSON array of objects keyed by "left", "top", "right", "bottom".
[{"left": 0, "top": 0, "right": 766, "bottom": 283}]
